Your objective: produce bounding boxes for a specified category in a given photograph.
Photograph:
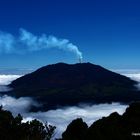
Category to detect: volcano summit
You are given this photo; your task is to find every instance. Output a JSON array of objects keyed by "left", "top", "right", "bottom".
[{"left": 8, "top": 63, "right": 140, "bottom": 110}]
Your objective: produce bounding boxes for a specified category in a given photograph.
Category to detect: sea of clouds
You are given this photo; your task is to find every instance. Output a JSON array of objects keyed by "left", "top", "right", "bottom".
[
  {"left": 0, "top": 94, "right": 127, "bottom": 138},
  {"left": 0, "top": 69, "right": 140, "bottom": 138}
]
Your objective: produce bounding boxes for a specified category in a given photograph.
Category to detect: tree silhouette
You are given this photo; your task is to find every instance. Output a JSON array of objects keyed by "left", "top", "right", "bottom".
[
  {"left": 0, "top": 107, "right": 56, "bottom": 140},
  {"left": 62, "top": 118, "right": 88, "bottom": 140}
]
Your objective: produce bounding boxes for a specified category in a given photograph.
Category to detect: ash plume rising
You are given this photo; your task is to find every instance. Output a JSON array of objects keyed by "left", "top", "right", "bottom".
[{"left": 0, "top": 28, "right": 83, "bottom": 61}]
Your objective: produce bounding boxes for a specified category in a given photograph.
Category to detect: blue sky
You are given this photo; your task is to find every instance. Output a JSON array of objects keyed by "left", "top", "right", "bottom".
[{"left": 0, "top": 0, "right": 140, "bottom": 69}]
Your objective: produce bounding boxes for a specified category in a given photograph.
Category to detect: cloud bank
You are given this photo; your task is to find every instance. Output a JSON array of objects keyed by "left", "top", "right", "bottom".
[
  {"left": 0, "top": 95, "right": 39, "bottom": 115},
  {"left": 0, "top": 74, "right": 21, "bottom": 92},
  {"left": 0, "top": 29, "right": 83, "bottom": 61},
  {"left": 0, "top": 75, "right": 21, "bottom": 85},
  {"left": 116, "top": 69, "right": 140, "bottom": 89},
  {"left": 24, "top": 103, "right": 127, "bottom": 138},
  {"left": 0, "top": 96, "right": 127, "bottom": 138},
  {"left": 125, "top": 73, "right": 140, "bottom": 89}
]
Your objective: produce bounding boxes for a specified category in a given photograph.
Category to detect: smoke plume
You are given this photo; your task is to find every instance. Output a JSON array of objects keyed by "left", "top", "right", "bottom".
[{"left": 0, "top": 28, "right": 83, "bottom": 61}]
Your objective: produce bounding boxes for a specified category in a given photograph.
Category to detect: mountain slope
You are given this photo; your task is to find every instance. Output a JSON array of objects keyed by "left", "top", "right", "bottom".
[{"left": 9, "top": 63, "right": 140, "bottom": 110}]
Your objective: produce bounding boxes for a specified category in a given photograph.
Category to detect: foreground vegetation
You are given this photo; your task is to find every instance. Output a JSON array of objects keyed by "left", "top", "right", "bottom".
[
  {"left": 61, "top": 102, "right": 140, "bottom": 140},
  {"left": 0, "top": 106, "right": 56, "bottom": 140},
  {"left": 1, "top": 102, "right": 140, "bottom": 140}
]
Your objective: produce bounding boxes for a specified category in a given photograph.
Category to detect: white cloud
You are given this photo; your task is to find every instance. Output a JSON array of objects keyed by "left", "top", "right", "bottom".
[
  {"left": 0, "top": 95, "right": 39, "bottom": 115},
  {"left": 21, "top": 103, "right": 127, "bottom": 138},
  {"left": 0, "top": 74, "right": 21, "bottom": 92},
  {"left": 115, "top": 69, "right": 140, "bottom": 89},
  {"left": 0, "top": 75, "right": 21, "bottom": 85},
  {"left": 123, "top": 73, "right": 140, "bottom": 82}
]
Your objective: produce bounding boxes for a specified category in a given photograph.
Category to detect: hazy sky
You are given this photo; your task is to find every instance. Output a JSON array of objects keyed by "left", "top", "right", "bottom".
[{"left": 0, "top": 0, "right": 140, "bottom": 69}]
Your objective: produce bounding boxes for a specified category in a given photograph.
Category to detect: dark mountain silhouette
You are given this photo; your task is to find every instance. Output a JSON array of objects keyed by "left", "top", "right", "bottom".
[
  {"left": 8, "top": 63, "right": 140, "bottom": 110},
  {"left": 61, "top": 102, "right": 140, "bottom": 140}
]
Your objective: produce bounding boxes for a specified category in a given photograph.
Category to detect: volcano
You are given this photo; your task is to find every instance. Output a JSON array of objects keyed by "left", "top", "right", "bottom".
[{"left": 9, "top": 63, "right": 140, "bottom": 110}]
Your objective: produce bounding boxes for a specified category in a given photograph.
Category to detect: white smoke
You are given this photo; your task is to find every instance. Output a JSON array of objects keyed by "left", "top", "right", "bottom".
[{"left": 0, "top": 28, "right": 83, "bottom": 61}]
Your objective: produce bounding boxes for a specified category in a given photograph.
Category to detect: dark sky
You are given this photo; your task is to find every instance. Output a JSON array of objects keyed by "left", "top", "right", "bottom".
[{"left": 0, "top": 0, "right": 140, "bottom": 69}]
